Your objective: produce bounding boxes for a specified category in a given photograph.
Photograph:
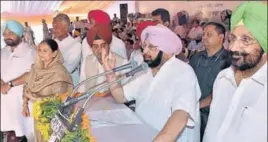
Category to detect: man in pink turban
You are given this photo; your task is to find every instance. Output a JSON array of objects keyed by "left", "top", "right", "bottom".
[{"left": 102, "top": 25, "right": 201, "bottom": 142}]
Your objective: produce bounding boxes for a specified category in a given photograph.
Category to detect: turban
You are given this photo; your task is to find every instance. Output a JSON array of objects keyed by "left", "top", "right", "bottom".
[
  {"left": 231, "top": 1, "right": 267, "bottom": 53},
  {"left": 88, "top": 10, "right": 111, "bottom": 25},
  {"left": 3, "top": 20, "right": 24, "bottom": 37},
  {"left": 141, "top": 25, "right": 182, "bottom": 54},
  {"left": 136, "top": 21, "right": 157, "bottom": 40},
  {"left": 87, "top": 24, "right": 112, "bottom": 46}
]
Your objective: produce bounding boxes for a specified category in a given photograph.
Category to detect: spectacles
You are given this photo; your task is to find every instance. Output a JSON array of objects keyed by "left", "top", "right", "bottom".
[
  {"left": 228, "top": 34, "right": 258, "bottom": 46},
  {"left": 141, "top": 43, "right": 158, "bottom": 50}
]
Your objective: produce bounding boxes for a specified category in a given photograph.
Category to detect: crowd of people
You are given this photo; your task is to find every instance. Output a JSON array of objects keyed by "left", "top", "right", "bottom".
[{"left": 1, "top": 1, "right": 267, "bottom": 142}]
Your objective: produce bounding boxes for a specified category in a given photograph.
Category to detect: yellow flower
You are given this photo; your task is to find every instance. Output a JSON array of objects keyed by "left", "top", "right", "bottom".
[{"left": 32, "top": 101, "right": 42, "bottom": 120}]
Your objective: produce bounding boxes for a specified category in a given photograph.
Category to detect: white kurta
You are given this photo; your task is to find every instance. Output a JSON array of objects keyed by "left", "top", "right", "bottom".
[
  {"left": 1, "top": 42, "right": 35, "bottom": 136},
  {"left": 129, "top": 49, "right": 144, "bottom": 65},
  {"left": 123, "top": 56, "right": 201, "bottom": 142},
  {"left": 79, "top": 36, "right": 127, "bottom": 90},
  {"left": 55, "top": 35, "right": 82, "bottom": 86},
  {"left": 203, "top": 63, "right": 267, "bottom": 142}
]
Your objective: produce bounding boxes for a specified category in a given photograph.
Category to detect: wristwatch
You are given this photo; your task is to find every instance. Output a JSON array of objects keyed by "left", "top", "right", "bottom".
[{"left": 8, "top": 81, "right": 14, "bottom": 88}]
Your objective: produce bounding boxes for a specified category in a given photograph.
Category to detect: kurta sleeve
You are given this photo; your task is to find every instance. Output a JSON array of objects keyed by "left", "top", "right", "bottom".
[{"left": 171, "top": 71, "right": 201, "bottom": 127}]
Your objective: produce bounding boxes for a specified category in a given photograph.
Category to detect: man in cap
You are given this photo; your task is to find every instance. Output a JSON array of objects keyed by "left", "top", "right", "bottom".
[
  {"left": 52, "top": 13, "right": 82, "bottom": 86},
  {"left": 203, "top": 2, "right": 267, "bottom": 142},
  {"left": 104, "top": 25, "right": 201, "bottom": 142},
  {"left": 1, "top": 20, "right": 35, "bottom": 141},
  {"left": 79, "top": 10, "right": 127, "bottom": 92}
]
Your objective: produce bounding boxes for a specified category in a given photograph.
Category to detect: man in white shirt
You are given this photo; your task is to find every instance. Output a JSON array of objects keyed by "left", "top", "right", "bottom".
[
  {"left": 80, "top": 10, "right": 127, "bottom": 92},
  {"left": 23, "top": 22, "right": 35, "bottom": 46},
  {"left": 187, "top": 19, "right": 203, "bottom": 41},
  {"left": 104, "top": 25, "right": 201, "bottom": 142},
  {"left": 187, "top": 33, "right": 203, "bottom": 52},
  {"left": 1, "top": 20, "right": 35, "bottom": 141},
  {"left": 73, "top": 16, "right": 83, "bottom": 32},
  {"left": 125, "top": 39, "right": 143, "bottom": 65},
  {"left": 203, "top": 2, "right": 267, "bottom": 142},
  {"left": 52, "top": 14, "right": 82, "bottom": 86}
]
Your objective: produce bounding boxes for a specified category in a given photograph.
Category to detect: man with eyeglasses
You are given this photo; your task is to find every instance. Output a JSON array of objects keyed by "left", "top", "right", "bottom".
[
  {"left": 189, "top": 22, "right": 231, "bottom": 139},
  {"left": 203, "top": 1, "right": 267, "bottom": 142}
]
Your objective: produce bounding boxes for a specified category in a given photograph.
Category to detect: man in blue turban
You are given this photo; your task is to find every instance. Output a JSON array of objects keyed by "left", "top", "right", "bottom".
[
  {"left": 2, "top": 20, "right": 24, "bottom": 48},
  {"left": 1, "top": 20, "right": 35, "bottom": 141}
]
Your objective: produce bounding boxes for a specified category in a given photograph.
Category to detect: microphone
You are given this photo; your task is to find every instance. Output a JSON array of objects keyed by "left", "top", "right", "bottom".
[
  {"left": 62, "top": 62, "right": 149, "bottom": 107},
  {"left": 52, "top": 63, "right": 149, "bottom": 138},
  {"left": 112, "top": 61, "right": 138, "bottom": 72},
  {"left": 126, "top": 62, "right": 149, "bottom": 77},
  {"left": 69, "top": 61, "right": 138, "bottom": 98}
]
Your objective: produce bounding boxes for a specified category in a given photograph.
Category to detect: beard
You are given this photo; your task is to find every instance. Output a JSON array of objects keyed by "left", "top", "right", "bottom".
[
  {"left": 4, "top": 38, "right": 21, "bottom": 47},
  {"left": 144, "top": 51, "right": 163, "bottom": 68},
  {"left": 229, "top": 49, "right": 264, "bottom": 71}
]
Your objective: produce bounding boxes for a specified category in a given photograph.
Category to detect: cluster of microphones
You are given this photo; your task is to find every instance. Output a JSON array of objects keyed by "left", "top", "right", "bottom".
[{"left": 48, "top": 61, "right": 148, "bottom": 142}]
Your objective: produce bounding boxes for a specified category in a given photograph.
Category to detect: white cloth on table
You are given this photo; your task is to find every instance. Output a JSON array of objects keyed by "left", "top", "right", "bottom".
[
  {"left": 123, "top": 56, "right": 201, "bottom": 142},
  {"left": 203, "top": 63, "right": 267, "bottom": 142},
  {"left": 1, "top": 42, "right": 35, "bottom": 137},
  {"left": 55, "top": 35, "right": 82, "bottom": 86}
]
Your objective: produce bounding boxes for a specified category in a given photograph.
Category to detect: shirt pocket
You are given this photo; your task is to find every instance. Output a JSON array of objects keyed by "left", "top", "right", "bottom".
[{"left": 236, "top": 106, "right": 267, "bottom": 141}]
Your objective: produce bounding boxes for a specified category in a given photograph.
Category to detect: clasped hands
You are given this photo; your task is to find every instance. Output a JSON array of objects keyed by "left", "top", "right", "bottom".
[{"left": 1, "top": 81, "right": 11, "bottom": 95}]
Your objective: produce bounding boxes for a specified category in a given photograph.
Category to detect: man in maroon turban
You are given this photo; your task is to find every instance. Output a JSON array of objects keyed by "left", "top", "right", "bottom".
[
  {"left": 79, "top": 10, "right": 128, "bottom": 93},
  {"left": 86, "top": 24, "right": 113, "bottom": 64},
  {"left": 79, "top": 23, "right": 129, "bottom": 95}
]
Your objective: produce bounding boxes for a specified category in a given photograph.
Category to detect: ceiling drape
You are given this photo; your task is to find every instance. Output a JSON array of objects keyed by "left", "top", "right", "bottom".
[{"left": 1, "top": 1, "right": 115, "bottom": 26}]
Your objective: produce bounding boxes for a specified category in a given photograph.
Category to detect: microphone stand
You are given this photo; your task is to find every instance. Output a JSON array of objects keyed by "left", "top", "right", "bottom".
[
  {"left": 48, "top": 63, "right": 146, "bottom": 142},
  {"left": 59, "top": 62, "right": 135, "bottom": 120},
  {"left": 49, "top": 69, "right": 131, "bottom": 142}
]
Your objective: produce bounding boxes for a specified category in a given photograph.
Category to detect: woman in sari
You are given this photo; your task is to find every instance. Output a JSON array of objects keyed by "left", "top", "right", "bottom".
[{"left": 22, "top": 39, "right": 73, "bottom": 142}]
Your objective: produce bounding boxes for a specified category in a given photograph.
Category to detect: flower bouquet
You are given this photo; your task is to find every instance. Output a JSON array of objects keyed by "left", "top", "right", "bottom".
[{"left": 32, "top": 92, "right": 96, "bottom": 142}]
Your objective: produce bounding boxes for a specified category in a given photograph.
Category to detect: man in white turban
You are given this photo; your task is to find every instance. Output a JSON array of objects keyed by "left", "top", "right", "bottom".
[{"left": 102, "top": 25, "right": 201, "bottom": 142}]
